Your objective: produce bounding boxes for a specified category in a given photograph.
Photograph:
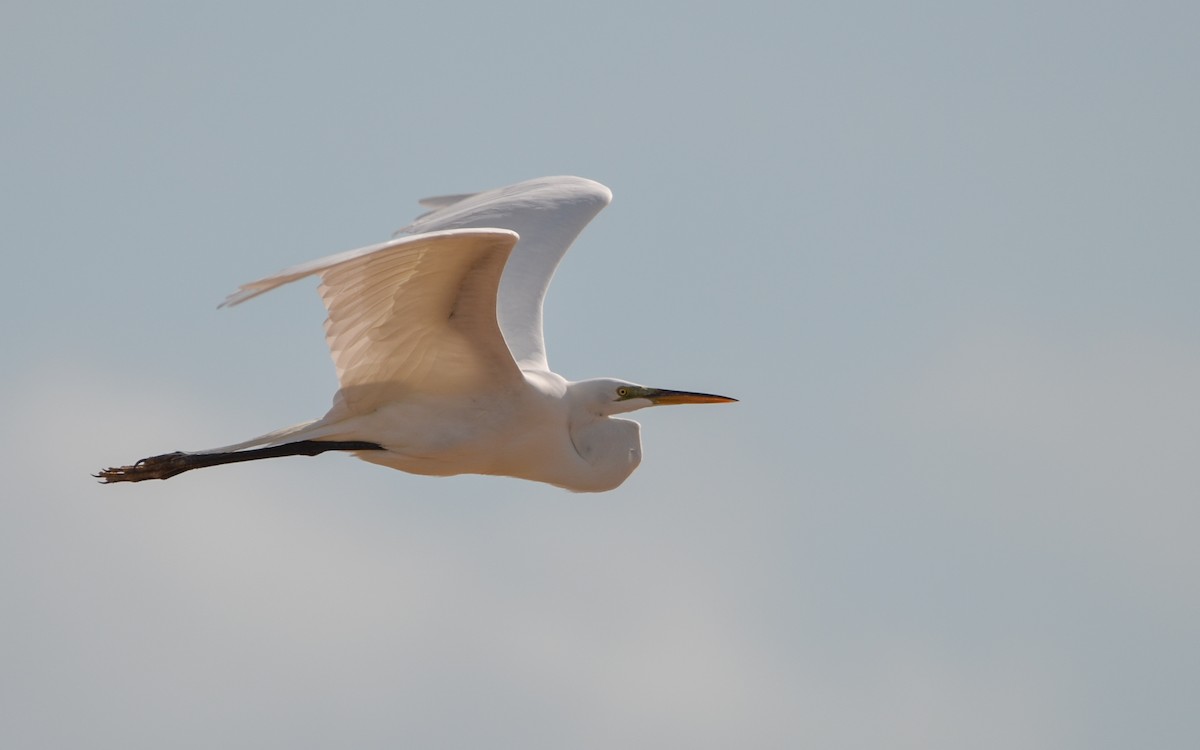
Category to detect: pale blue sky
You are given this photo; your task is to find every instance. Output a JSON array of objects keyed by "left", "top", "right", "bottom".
[{"left": 3, "top": 2, "right": 1198, "bottom": 748}]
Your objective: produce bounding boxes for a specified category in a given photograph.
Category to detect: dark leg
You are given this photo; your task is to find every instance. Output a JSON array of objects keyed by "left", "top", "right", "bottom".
[{"left": 95, "top": 440, "right": 385, "bottom": 483}]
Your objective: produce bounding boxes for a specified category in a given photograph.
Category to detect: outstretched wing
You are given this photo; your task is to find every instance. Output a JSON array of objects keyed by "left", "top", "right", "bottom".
[
  {"left": 396, "top": 176, "right": 612, "bottom": 372},
  {"left": 222, "top": 228, "right": 523, "bottom": 416}
]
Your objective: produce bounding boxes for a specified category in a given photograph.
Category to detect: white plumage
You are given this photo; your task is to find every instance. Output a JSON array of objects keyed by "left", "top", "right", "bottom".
[{"left": 99, "top": 176, "right": 734, "bottom": 491}]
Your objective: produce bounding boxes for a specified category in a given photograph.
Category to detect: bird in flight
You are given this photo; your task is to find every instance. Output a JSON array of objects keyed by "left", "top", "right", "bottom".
[{"left": 97, "top": 176, "right": 735, "bottom": 491}]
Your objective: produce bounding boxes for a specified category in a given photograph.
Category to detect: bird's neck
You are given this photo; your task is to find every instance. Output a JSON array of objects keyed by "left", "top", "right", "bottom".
[{"left": 564, "top": 414, "right": 643, "bottom": 492}]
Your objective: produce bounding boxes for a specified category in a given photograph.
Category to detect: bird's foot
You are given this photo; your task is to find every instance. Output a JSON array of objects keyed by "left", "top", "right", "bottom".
[{"left": 95, "top": 452, "right": 193, "bottom": 483}]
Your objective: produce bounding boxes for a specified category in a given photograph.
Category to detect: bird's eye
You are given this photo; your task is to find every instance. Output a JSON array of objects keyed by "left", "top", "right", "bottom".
[{"left": 617, "top": 387, "right": 630, "bottom": 398}]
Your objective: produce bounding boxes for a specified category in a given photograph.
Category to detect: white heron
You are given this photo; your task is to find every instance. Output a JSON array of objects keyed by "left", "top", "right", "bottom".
[{"left": 98, "top": 176, "right": 735, "bottom": 492}]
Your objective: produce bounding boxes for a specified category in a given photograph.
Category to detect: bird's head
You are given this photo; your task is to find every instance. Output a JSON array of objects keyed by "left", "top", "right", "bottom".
[{"left": 576, "top": 378, "right": 737, "bottom": 417}]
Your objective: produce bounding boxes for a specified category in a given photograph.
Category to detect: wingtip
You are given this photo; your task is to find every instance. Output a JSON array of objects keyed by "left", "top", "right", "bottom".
[{"left": 218, "top": 287, "right": 258, "bottom": 309}]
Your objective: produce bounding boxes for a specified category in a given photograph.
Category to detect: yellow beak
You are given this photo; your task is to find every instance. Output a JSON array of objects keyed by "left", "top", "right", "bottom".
[{"left": 647, "top": 388, "right": 738, "bottom": 406}]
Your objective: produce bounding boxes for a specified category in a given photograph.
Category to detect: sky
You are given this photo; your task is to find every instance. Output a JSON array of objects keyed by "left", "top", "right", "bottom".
[{"left": 2, "top": 1, "right": 1198, "bottom": 747}]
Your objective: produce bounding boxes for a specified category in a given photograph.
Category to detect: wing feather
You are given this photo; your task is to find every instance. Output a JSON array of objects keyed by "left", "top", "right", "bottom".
[
  {"left": 396, "top": 176, "right": 612, "bottom": 372},
  {"left": 222, "top": 228, "right": 522, "bottom": 416}
]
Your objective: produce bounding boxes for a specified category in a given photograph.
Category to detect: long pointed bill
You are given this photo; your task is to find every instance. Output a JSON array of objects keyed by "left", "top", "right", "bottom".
[{"left": 647, "top": 388, "right": 738, "bottom": 406}]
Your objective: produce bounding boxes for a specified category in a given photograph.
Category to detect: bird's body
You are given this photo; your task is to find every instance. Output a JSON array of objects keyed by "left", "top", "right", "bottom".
[
  {"left": 346, "top": 371, "right": 640, "bottom": 492},
  {"left": 99, "top": 176, "right": 733, "bottom": 492}
]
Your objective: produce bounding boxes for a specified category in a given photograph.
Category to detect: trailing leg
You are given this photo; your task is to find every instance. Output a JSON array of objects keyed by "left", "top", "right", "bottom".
[{"left": 95, "top": 440, "right": 384, "bottom": 483}]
